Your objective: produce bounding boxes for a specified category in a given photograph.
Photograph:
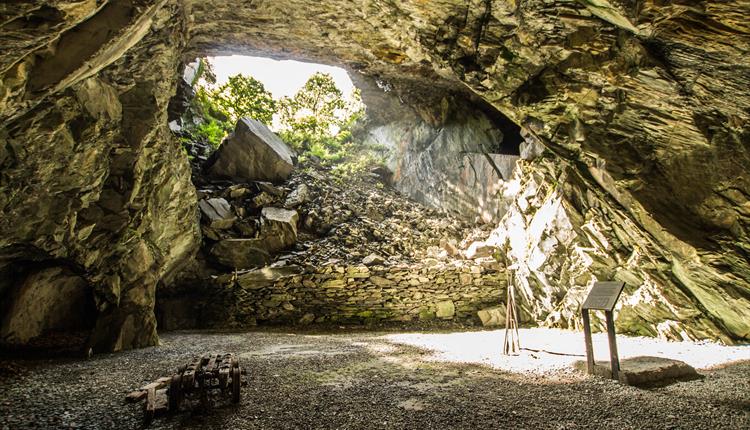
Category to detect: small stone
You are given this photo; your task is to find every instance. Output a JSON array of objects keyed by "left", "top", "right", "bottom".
[
  {"left": 198, "top": 197, "right": 236, "bottom": 229},
  {"left": 477, "top": 307, "right": 506, "bottom": 326},
  {"left": 210, "top": 239, "right": 271, "bottom": 269},
  {"left": 299, "top": 313, "right": 316, "bottom": 325},
  {"left": 362, "top": 254, "right": 385, "bottom": 266},
  {"left": 285, "top": 184, "right": 311, "bottom": 208},
  {"left": 435, "top": 300, "right": 455, "bottom": 319}
]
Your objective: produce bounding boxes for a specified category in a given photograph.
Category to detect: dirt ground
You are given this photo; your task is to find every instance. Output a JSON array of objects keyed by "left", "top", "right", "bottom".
[{"left": 0, "top": 328, "right": 748, "bottom": 430}]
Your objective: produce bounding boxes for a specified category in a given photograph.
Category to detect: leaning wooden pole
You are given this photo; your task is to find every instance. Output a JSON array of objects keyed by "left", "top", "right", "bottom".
[{"left": 503, "top": 265, "right": 520, "bottom": 355}]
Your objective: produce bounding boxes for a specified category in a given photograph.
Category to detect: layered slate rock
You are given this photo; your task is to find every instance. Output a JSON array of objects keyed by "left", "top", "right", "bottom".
[
  {"left": 210, "top": 239, "right": 271, "bottom": 270},
  {"left": 206, "top": 118, "right": 296, "bottom": 183},
  {"left": 0, "top": 0, "right": 200, "bottom": 352},
  {"left": 198, "top": 197, "right": 235, "bottom": 229}
]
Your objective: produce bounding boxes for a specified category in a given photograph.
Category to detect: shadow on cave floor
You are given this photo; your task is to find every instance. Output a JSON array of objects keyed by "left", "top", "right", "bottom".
[{"left": 0, "top": 330, "right": 747, "bottom": 430}]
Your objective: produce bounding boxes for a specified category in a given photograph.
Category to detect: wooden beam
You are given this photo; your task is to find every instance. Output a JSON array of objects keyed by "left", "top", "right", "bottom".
[
  {"left": 605, "top": 310, "right": 620, "bottom": 380},
  {"left": 582, "top": 309, "right": 594, "bottom": 375}
]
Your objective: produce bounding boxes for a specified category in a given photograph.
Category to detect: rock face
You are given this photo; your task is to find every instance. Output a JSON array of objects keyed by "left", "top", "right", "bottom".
[
  {"left": 0, "top": 1, "right": 200, "bottom": 352},
  {"left": 206, "top": 118, "right": 296, "bottom": 183},
  {"left": 2, "top": 0, "right": 749, "bottom": 350}
]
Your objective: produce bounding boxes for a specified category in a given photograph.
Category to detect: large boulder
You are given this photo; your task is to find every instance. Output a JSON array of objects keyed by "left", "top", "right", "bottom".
[{"left": 206, "top": 118, "right": 296, "bottom": 183}]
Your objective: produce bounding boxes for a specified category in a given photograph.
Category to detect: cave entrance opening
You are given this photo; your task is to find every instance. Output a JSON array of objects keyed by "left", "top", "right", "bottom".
[
  {"left": 0, "top": 259, "right": 98, "bottom": 356},
  {"left": 158, "top": 52, "right": 528, "bottom": 333}
]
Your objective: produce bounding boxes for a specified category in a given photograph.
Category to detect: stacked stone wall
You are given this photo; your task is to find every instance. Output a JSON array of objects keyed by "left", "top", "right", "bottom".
[{"left": 157, "top": 262, "right": 506, "bottom": 329}]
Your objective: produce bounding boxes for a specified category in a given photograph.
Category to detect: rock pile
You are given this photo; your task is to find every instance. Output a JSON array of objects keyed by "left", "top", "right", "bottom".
[
  {"left": 165, "top": 123, "right": 510, "bottom": 329},
  {"left": 194, "top": 163, "right": 496, "bottom": 270}
]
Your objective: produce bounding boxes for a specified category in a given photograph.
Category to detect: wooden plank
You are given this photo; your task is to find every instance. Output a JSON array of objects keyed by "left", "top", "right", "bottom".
[
  {"left": 146, "top": 387, "right": 156, "bottom": 413},
  {"left": 582, "top": 309, "right": 595, "bottom": 375},
  {"left": 605, "top": 310, "right": 620, "bottom": 380},
  {"left": 125, "top": 390, "right": 147, "bottom": 403},
  {"left": 138, "top": 377, "right": 170, "bottom": 392},
  {"left": 206, "top": 354, "right": 218, "bottom": 375}
]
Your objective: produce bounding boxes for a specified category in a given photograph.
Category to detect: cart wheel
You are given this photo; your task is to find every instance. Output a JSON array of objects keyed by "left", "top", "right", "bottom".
[
  {"left": 232, "top": 367, "right": 241, "bottom": 404},
  {"left": 169, "top": 375, "right": 182, "bottom": 412}
]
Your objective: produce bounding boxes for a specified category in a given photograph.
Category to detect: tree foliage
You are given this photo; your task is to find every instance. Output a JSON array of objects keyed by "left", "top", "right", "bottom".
[
  {"left": 212, "top": 74, "right": 276, "bottom": 124},
  {"left": 279, "top": 72, "right": 347, "bottom": 136},
  {"left": 277, "top": 73, "right": 364, "bottom": 163},
  {"left": 184, "top": 65, "right": 380, "bottom": 176}
]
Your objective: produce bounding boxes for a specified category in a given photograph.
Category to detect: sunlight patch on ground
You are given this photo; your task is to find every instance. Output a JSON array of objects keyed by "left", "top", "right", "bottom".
[{"left": 383, "top": 328, "right": 750, "bottom": 374}]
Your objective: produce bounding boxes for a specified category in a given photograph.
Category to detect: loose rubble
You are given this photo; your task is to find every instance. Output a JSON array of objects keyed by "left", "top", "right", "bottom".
[{"left": 163, "top": 140, "right": 508, "bottom": 329}]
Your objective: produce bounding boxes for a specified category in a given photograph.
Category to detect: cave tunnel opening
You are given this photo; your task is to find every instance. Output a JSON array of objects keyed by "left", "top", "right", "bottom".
[{"left": 473, "top": 96, "right": 523, "bottom": 157}]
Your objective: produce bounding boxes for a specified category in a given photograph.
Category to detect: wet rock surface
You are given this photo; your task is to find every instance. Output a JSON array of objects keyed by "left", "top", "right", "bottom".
[{"left": 0, "top": 330, "right": 747, "bottom": 430}]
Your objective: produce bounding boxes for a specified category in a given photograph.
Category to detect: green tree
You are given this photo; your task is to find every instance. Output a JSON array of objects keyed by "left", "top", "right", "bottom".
[
  {"left": 212, "top": 74, "right": 276, "bottom": 124},
  {"left": 278, "top": 73, "right": 366, "bottom": 162},
  {"left": 278, "top": 72, "right": 347, "bottom": 136}
]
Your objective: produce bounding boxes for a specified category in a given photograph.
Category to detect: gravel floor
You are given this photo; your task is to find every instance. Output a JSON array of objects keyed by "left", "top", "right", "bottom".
[{"left": 0, "top": 329, "right": 748, "bottom": 430}]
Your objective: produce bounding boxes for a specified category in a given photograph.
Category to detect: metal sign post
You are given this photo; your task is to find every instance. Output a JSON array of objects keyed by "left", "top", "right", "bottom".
[{"left": 581, "top": 281, "right": 625, "bottom": 380}]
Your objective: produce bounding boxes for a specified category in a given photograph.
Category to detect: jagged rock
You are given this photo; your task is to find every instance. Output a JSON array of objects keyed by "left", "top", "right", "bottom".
[
  {"left": 260, "top": 207, "right": 299, "bottom": 252},
  {"left": 285, "top": 184, "right": 310, "bottom": 208},
  {"left": 198, "top": 197, "right": 235, "bottom": 229},
  {"left": 257, "top": 182, "right": 285, "bottom": 197},
  {"left": 0, "top": 267, "right": 93, "bottom": 344},
  {"left": 362, "top": 254, "right": 385, "bottom": 266},
  {"left": 252, "top": 192, "right": 277, "bottom": 208},
  {"left": 210, "top": 239, "right": 271, "bottom": 269},
  {"left": 477, "top": 307, "right": 506, "bottom": 327},
  {"left": 206, "top": 118, "right": 296, "bottom": 183},
  {"left": 228, "top": 186, "right": 250, "bottom": 199}
]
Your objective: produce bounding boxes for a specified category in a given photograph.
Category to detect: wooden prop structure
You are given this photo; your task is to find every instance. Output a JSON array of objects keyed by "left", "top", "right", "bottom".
[
  {"left": 126, "top": 353, "right": 243, "bottom": 424},
  {"left": 503, "top": 266, "right": 520, "bottom": 355},
  {"left": 581, "top": 282, "right": 625, "bottom": 379}
]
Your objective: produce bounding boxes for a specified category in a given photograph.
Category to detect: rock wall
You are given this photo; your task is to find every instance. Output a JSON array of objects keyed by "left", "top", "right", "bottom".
[
  {"left": 479, "top": 154, "right": 749, "bottom": 343},
  {"left": 354, "top": 75, "right": 521, "bottom": 223},
  {"left": 360, "top": 105, "right": 520, "bottom": 223},
  {"left": 157, "top": 262, "right": 504, "bottom": 330},
  {"left": 0, "top": 1, "right": 200, "bottom": 351}
]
